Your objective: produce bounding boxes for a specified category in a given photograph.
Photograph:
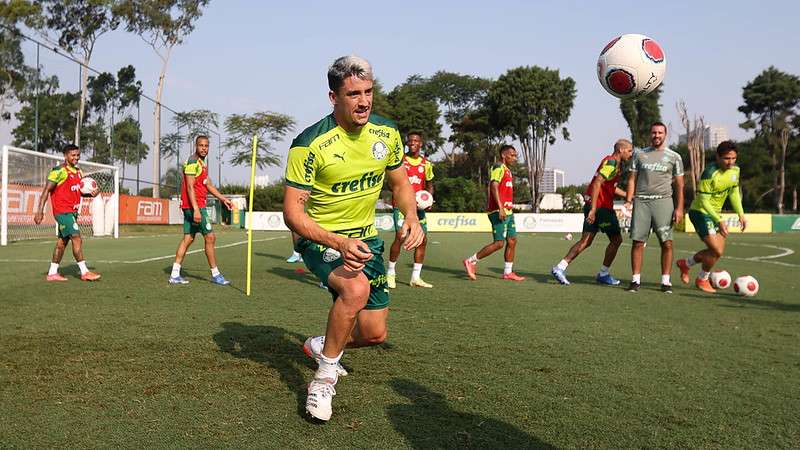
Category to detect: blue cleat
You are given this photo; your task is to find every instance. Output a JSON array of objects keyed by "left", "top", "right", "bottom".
[
  {"left": 596, "top": 273, "right": 621, "bottom": 286},
  {"left": 286, "top": 253, "right": 303, "bottom": 263},
  {"left": 169, "top": 276, "right": 189, "bottom": 285},
  {"left": 551, "top": 267, "right": 570, "bottom": 285},
  {"left": 211, "top": 274, "right": 231, "bottom": 286}
]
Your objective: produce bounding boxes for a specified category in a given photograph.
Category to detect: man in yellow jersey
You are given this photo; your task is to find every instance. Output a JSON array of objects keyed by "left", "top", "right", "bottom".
[
  {"left": 677, "top": 141, "right": 747, "bottom": 293},
  {"left": 283, "top": 55, "right": 424, "bottom": 422},
  {"left": 387, "top": 131, "right": 435, "bottom": 289}
]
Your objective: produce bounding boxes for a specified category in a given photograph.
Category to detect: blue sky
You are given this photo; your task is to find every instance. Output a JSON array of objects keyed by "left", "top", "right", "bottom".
[{"left": 3, "top": 0, "right": 799, "bottom": 187}]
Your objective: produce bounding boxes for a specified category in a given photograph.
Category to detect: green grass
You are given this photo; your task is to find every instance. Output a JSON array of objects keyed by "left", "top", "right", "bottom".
[{"left": 1, "top": 228, "right": 799, "bottom": 448}]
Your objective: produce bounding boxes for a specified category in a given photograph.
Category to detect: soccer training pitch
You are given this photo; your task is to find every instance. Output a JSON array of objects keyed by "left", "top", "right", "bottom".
[{"left": 1, "top": 228, "right": 798, "bottom": 448}]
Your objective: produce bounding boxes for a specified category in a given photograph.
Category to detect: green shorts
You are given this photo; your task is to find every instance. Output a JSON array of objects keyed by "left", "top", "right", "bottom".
[
  {"left": 392, "top": 208, "right": 428, "bottom": 234},
  {"left": 488, "top": 211, "right": 517, "bottom": 241},
  {"left": 183, "top": 208, "right": 213, "bottom": 235},
  {"left": 55, "top": 212, "right": 80, "bottom": 239},
  {"left": 630, "top": 197, "right": 674, "bottom": 243},
  {"left": 689, "top": 209, "right": 718, "bottom": 239},
  {"left": 582, "top": 205, "right": 621, "bottom": 235},
  {"left": 295, "top": 236, "right": 388, "bottom": 310}
]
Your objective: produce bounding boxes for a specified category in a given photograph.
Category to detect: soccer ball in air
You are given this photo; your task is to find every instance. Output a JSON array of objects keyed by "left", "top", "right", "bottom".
[
  {"left": 415, "top": 190, "right": 434, "bottom": 210},
  {"left": 733, "top": 275, "right": 759, "bottom": 297},
  {"left": 709, "top": 270, "right": 732, "bottom": 289},
  {"left": 597, "top": 33, "right": 666, "bottom": 98},
  {"left": 80, "top": 177, "right": 98, "bottom": 195}
]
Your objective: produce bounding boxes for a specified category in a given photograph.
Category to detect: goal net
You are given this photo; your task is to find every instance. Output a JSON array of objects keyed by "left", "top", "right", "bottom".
[{"left": 1, "top": 145, "right": 119, "bottom": 245}]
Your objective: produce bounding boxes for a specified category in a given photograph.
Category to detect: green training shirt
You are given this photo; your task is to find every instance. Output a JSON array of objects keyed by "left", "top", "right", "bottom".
[
  {"left": 689, "top": 164, "right": 744, "bottom": 223},
  {"left": 285, "top": 113, "right": 403, "bottom": 239}
]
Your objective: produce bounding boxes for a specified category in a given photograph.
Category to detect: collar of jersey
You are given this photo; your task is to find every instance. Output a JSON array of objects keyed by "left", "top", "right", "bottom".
[
  {"left": 405, "top": 154, "right": 424, "bottom": 165},
  {"left": 63, "top": 163, "right": 79, "bottom": 174}
]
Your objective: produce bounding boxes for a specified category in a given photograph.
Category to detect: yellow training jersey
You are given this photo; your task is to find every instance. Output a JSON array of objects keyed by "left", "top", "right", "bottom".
[{"left": 285, "top": 113, "right": 403, "bottom": 239}]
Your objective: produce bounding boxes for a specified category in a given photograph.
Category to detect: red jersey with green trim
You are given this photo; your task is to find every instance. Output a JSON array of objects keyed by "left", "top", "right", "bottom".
[
  {"left": 487, "top": 163, "right": 513, "bottom": 214},
  {"left": 47, "top": 164, "right": 83, "bottom": 215},
  {"left": 391, "top": 154, "right": 435, "bottom": 207},
  {"left": 585, "top": 155, "right": 622, "bottom": 209},
  {"left": 180, "top": 156, "right": 208, "bottom": 209}
]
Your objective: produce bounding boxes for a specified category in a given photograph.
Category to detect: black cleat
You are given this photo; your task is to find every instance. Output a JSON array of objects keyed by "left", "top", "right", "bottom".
[
  {"left": 661, "top": 283, "right": 673, "bottom": 294},
  {"left": 627, "top": 281, "right": 640, "bottom": 293}
]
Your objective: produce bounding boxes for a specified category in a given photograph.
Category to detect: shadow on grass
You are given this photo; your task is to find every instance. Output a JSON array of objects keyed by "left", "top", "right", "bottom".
[
  {"left": 417, "top": 264, "right": 469, "bottom": 279},
  {"left": 212, "top": 322, "right": 315, "bottom": 419},
  {"left": 267, "top": 266, "right": 319, "bottom": 287},
  {"left": 486, "top": 266, "right": 551, "bottom": 284},
  {"left": 680, "top": 292, "right": 800, "bottom": 312},
  {"left": 387, "top": 378, "right": 555, "bottom": 449},
  {"left": 255, "top": 251, "right": 294, "bottom": 263}
]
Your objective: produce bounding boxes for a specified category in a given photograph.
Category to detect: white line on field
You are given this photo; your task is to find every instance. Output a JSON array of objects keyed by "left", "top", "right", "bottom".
[
  {"left": 618, "top": 242, "right": 799, "bottom": 267},
  {"left": 729, "top": 243, "right": 795, "bottom": 261},
  {"left": 0, "top": 236, "right": 286, "bottom": 264}
]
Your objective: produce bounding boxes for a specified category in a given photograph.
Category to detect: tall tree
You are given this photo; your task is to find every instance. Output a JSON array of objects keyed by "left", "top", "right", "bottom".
[
  {"left": 384, "top": 78, "right": 443, "bottom": 155},
  {"left": 488, "top": 66, "right": 576, "bottom": 211},
  {"left": 32, "top": 0, "right": 121, "bottom": 145},
  {"left": 676, "top": 100, "right": 705, "bottom": 196},
  {"left": 0, "top": 0, "right": 42, "bottom": 122},
  {"left": 112, "top": 117, "right": 148, "bottom": 182},
  {"left": 619, "top": 85, "right": 662, "bottom": 148},
  {"left": 224, "top": 112, "right": 296, "bottom": 169},
  {"left": 115, "top": 0, "right": 210, "bottom": 197},
  {"left": 739, "top": 66, "right": 800, "bottom": 213},
  {"left": 13, "top": 89, "right": 79, "bottom": 152}
]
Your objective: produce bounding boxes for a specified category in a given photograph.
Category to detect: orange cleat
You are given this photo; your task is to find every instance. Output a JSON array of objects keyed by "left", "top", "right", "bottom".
[
  {"left": 502, "top": 272, "right": 526, "bottom": 281},
  {"left": 677, "top": 259, "right": 691, "bottom": 284},
  {"left": 463, "top": 259, "right": 477, "bottom": 281},
  {"left": 81, "top": 271, "right": 101, "bottom": 281},
  {"left": 695, "top": 277, "right": 716, "bottom": 293},
  {"left": 46, "top": 273, "right": 68, "bottom": 282}
]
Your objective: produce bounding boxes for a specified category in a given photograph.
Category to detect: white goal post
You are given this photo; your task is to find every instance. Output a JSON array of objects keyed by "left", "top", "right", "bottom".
[{"left": 1, "top": 145, "right": 119, "bottom": 245}]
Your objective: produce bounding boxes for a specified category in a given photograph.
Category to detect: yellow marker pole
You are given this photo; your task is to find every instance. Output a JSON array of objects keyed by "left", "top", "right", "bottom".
[{"left": 246, "top": 135, "right": 258, "bottom": 296}]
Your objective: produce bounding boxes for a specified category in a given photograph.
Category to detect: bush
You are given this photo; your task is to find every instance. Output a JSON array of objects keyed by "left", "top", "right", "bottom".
[{"left": 433, "top": 177, "right": 487, "bottom": 212}]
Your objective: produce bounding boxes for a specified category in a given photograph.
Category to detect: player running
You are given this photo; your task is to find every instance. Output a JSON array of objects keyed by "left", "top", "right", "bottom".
[
  {"left": 463, "top": 145, "right": 525, "bottom": 282},
  {"left": 552, "top": 139, "right": 633, "bottom": 285},
  {"left": 33, "top": 144, "right": 101, "bottom": 281},
  {"left": 387, "top": 131, "right": 435, "bottom": 289},
  {"left": 168, "top": 135, "right": 233, "bottom": 285},
  {"left": 677, "top": 141, "right": 746, "bottom": 293},
  {"left": 625, "top": 122, "right": 685, "bottom": 293},
  {"left": 283, "top": 55, "right": 423, "bottom": 422}
]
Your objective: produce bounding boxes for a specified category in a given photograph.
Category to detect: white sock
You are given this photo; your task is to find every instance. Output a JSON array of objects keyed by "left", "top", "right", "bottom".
[
  {"left": 211, "top": 266, "right": 221, "bottom": 277},
  {"left": 661, "top": 274, "right": 671, "bottom": 286},
  {"left": 171, "top": 263, "right": 181, "bottom": 278},
  {"left": 632, "top": 274, "right": 641, "bottom": 283},
  {"left": 77, "top": 260, "right": 88, "bottom": 275},
  {"left": 316, "top": 351, "right": 343, "bottom": 382},
  {"left": 699, "top": 270, "right": 710, "bottom": 280},
  {"left": 556, "top": 259, "right": 568, "bottom": 271},
  {"left": 467, "top": 253, "right": 479, "bottom": 264},
  {"left": 411, "top": 263, "right": 422, "bottom": 279},
  {"left": 686, "top": 257, "right": 697, "bottom": 267},
  {"left": 504, "top": 262, "right": 513, "bottom": 275},
  {"left": 48, "top": 262, "right": 59, "bottom": 276},
  {"left": 387, "top": 261, "right": 397, "bottom": 275},
  {"left": 599, "top": 265, "right": 610, "bottom": 276}
]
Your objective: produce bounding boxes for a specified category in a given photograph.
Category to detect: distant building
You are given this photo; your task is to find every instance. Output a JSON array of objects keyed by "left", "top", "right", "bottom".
[
  {"left": 539, "top": 168, "right": 565, "bottom": 193},
  {"left": 678, "top": 125, "right": 729, "bottom": 149},
  {"left": 254, "top": 174, "right": 270, "bottom": 187}
]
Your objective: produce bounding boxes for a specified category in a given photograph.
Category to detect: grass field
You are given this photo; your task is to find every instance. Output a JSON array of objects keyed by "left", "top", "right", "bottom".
[{"left": 1, "top": 227, "right": 799, "bottom": 448}]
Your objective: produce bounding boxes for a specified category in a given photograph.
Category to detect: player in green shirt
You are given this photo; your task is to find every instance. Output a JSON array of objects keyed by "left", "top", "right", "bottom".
[
  {"left": 677, "top": 141, "right": 747, "bottom": 293},
  {"left": 283, "top": 55, "right": 424, "bottom": 422}
]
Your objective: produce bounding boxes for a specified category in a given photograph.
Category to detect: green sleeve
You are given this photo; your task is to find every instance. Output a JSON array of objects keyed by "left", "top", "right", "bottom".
[
  {"left": 728, "top": 185, "right": 744, "bottom": 216},
  {"left": 425, "top": 161, "right": 434, "bottom": 181},
  {"left": 47, "top": 167, "right": 66, "bottom": 184},
  {"left": 489, "top": 165, "right": 504, "bottom": 183},
  {"left": 386, "top": 129, "right": 403, "bottom": 170},
  {"left": 598, "top": 159, "right": 617, "bottom": 180},
  {"left": 184, "top": 160, "right": 202, "bottom": 176},
  {"left": 284, "top": 146, "right": 315, "bottom": 190}
]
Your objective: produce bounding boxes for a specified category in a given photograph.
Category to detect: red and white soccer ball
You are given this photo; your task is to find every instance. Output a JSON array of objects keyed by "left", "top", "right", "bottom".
[
  {"left": 709, "top": 270, "right": 732, "bottom": 289},
  {"left": 79, "top": 176, "right": 98, "bottom": 195},
  {"left": 733, "top": 275, "right": 759, "bottom": 297},
  {"left": 597, "top": 33, "right": 666, "bottom": 99},
  {"left": 415, "top": 190, "right": 434, "bottom": 210}
]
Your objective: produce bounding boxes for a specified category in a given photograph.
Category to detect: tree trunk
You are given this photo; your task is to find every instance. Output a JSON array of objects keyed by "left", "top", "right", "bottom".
[
  {"left": 793, "top": 185, "right": 797, "bottom": 211},
  {"left": 74, "top": 55, "right": 91, "bottom": 146},
  {"left": 152, "top": 47, "right": 173, "bottom": 198},
  {"left": 778, "top": 128, "right": 789, "bottom": 215}
]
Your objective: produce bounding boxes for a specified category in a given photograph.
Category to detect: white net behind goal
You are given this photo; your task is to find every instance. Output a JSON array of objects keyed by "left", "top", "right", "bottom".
[{"left": 1, "top": 145, "right": 119, "bottom": 245}]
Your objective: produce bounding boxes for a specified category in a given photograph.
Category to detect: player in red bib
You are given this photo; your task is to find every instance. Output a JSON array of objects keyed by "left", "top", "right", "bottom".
[
  {"left": 387, "top": 132, "right": 435, "bottom": 288},
  {"left": 33, "top": 144, "right": 101, "bottom": 281},
  {"left": 463, "top": 145, "right": 525, "bottom": 281},
  {"left": 169, "top": 135, "right": 233, "bottom": 285},
  {"left": 551, "top": 139, "right": 633, "bottom": 285}
]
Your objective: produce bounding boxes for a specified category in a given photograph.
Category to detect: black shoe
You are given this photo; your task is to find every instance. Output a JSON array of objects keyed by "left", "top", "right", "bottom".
[
  {"left": 627, "top": 281, "right": 640, "bottom": 292},
  {"left": 661, "top": 283, "right": 673, "bottom": 294}
]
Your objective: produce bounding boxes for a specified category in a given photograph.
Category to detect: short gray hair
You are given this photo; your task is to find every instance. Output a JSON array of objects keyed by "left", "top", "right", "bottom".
[{"left": 328, "top": 55, "right": 373, "bottom": 92}]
